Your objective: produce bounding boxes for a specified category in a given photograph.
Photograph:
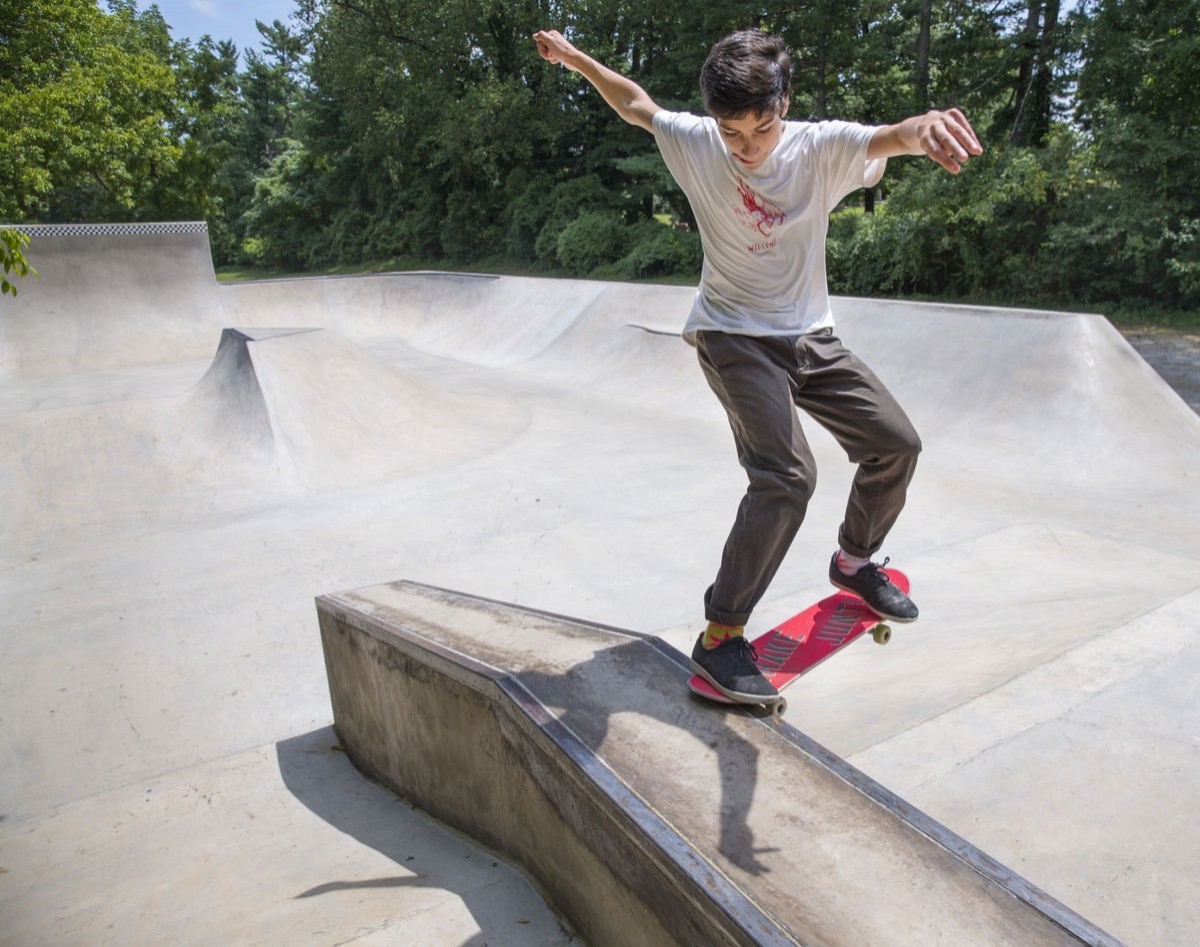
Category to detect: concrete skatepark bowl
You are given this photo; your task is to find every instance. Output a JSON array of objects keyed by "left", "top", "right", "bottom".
[{"left": 2, "top": 222, "right": 1198, "bottom": 945}]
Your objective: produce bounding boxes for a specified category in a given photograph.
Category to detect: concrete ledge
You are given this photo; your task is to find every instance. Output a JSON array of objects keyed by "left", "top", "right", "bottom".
[{"left": 316, "top": 581, "right": 1122, "bottom": 947}]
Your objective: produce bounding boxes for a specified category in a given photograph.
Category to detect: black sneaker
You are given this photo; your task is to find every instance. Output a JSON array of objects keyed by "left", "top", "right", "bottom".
[
  {"left": 691, "top": 634, "right": 779, "bottom": 702},
  {"left": 829, "top": 555, "right": 919, "bottom": 622}
]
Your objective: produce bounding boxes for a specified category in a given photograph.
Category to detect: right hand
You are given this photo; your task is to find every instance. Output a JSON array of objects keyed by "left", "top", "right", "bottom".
[{"left": 533, "top": 30, "right": 581, "bottom": 71}]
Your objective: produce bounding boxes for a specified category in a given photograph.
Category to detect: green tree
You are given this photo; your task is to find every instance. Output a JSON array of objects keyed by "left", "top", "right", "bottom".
[
  {"left": 272, "top": 0, "right": 589, "bottom": 267},
  {"left": 1073, "top": 0, "right": 1200, "bottom": 305},
  {"left": 240, "top": 138, "right": 333, "bottom": 269},
  {"left": 212, "top": 19, "right": 309, "bottom": 263},
  {"left": 0, "top": 0, "right": 181, "bottom": 221},
  {"left": 153, "top": 34, "right": 243, "bottom": 253}
]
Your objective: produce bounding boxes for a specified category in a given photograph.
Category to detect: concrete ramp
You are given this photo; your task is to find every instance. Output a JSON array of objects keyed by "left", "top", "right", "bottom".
[
  {"left": 219, "top": 270, "right": 610, "bottom": 364},
  {"left": 1, "top": 222, "right": 225, "bottom": 377},
  {"left": 185, "top": 328, "right": 310, "bottom": 478},
  {"left": 318, "top": 580, "right": 1119, "bottom": 947},
  {"left": 832, "top": 299, "right": 1196, "bottom": 485},
  {"left": 187, "top": 326, "right": 526, "bottom": 489}
]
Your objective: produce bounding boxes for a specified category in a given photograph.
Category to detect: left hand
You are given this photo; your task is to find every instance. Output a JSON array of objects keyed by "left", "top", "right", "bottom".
[{"left": 915, "top": 108, "right": 982, "bottom": 174}]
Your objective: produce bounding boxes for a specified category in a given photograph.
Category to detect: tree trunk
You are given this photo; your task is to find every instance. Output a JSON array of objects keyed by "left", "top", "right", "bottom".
[
  {"left": 1011, "top": 0, "right": 1060, "bottom": 147},
  {"left": 915, "top": 0, "right": 932, "bottom": 109}
]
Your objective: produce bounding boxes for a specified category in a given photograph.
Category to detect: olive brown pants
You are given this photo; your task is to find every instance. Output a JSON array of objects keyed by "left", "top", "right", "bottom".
[{"left": 696, "top": 329, "right": 922, "bottom": 627}]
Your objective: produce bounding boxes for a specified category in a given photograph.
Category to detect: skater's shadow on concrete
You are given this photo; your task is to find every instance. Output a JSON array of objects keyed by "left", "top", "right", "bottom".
[
  {"left": 275, "top": 727, "right": 580, "bottom": 946},
  {"left": 280, "top": 633, "right": 778, "bottom": 922},
  {"left": 514, "top": 637, "right": 779, "bottom": 876}
]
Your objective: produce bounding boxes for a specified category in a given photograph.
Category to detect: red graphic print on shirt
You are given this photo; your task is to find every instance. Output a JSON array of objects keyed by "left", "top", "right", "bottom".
[{"left": 734, "top": 176, "right": 786, "bottom": 252}]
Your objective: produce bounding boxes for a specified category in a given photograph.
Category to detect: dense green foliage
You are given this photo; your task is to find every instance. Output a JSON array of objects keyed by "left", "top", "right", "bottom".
[{"left": 3, "top": 1, "right": 1198, "bottom": 314}]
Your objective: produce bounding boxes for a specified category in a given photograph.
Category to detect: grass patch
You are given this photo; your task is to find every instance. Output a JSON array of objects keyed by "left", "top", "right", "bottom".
[{"left": 1100, "top": 304, "right": 1200, "bottom": 332}]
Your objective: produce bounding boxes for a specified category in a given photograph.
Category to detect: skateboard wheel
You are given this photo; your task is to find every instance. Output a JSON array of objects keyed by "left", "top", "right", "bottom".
[{"left": 872, "top": 624, "right": 892, "bottom": 645}]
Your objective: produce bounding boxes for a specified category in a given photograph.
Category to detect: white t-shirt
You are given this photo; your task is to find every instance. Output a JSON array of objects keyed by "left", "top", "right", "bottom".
[{"left": 652, "top": 110, "right": 886, "bottom": 340}]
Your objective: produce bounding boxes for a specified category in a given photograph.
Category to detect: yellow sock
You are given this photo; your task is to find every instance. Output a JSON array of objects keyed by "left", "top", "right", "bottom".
[{"left": 702, "top": 622, "right": 744, "bottom": 649}]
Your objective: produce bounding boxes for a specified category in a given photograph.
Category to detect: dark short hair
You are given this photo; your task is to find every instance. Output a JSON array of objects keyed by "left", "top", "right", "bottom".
[{"left": 700, "top": 30, "right": 791, "bottom": 119}]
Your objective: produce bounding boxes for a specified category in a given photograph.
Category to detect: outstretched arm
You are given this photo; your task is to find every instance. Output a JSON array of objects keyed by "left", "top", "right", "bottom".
[
  {"left": 868, "top": 109, "right": 983, "bottom": 174},
  {"left": 533, "top": 30, "right": 662, "bottom": 133}
]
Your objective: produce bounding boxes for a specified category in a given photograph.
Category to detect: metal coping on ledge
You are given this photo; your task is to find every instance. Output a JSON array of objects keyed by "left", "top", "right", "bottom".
[{"left": 0, "top": 221, "right": 209, "bottom": 238}]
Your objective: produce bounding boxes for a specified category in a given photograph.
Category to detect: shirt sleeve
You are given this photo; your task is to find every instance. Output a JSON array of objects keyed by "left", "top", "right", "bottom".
[
  {"left": 652, "top": 110, "right": 713, "bottom": 197},
  {"left": 813, "top": 121, "right": 886, "bottom": 209}
]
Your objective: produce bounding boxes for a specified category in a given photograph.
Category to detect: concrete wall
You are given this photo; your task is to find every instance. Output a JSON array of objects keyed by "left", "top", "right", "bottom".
[{"left": 317, "top": 580, "right": 1121, "bottom": 947}]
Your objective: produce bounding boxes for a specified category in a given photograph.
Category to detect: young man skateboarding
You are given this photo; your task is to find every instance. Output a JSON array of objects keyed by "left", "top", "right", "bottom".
[{"left": 534, "top": 28, "right": 982, "bottom": 703}]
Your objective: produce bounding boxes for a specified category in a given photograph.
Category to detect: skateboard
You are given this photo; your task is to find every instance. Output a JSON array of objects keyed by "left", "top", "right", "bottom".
[{"left": 688, "top": 569, "right": 909, "bottom": 717}]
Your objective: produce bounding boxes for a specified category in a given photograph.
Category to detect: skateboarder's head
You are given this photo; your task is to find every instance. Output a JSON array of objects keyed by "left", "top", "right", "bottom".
[{"left": 700, "top": 30, "right": 792, "bottom": 123}]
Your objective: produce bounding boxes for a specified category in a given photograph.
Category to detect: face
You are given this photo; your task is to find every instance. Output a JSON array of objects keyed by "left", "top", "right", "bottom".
[{"left": 716, "top": 108, "right": 786, "bottom": 171}]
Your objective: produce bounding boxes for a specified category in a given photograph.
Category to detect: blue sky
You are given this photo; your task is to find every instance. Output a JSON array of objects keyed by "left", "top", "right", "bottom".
[{"left": 145, "top": 0, "right": 301, "bottom": 59}]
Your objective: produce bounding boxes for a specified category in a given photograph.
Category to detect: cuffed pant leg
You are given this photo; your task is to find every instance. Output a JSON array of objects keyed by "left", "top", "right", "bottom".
[{"left": 697, "top": 332, "right": 817, "bottom": 627}]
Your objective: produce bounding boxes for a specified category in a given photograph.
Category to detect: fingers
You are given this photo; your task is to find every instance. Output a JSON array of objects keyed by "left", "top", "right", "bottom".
[
  {"left": 931, "top": 134, "right": 966, "bottom": 174},
  {"left": 923, "top": 109, "right": 983, "bottom": 174},
  {"left": 945, "top": 108, "right": 983, "bottom": 154},
  {"left": 533, "top": 29, "right": 568, "bottom": 66}
]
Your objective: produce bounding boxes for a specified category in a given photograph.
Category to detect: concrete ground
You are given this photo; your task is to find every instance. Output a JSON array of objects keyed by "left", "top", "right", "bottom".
[{"left": 2, "top": 223, "right": 1198, "bottom": 946}]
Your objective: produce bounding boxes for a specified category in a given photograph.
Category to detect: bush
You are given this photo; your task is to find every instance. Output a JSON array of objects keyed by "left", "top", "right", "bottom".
[
  {"left": 827, "top": 130, "right": 1134, "bottom": 308},
  {"left": 549, "top": 213, "right": 702, "bottom": 281},
  {"left": 614, "top": 220, "right": 701, "bottom": 280},
  {"left": 519, "top": 175, "right": 611, "bottom": 267},
  {"left": 555, "top": 210, "right": 626, "bottom": 276}
]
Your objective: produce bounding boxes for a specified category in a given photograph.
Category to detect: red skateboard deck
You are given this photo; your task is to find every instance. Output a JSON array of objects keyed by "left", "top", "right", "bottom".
[{"left": 688, "top": 569, "right": 909, "bottom": 714}]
